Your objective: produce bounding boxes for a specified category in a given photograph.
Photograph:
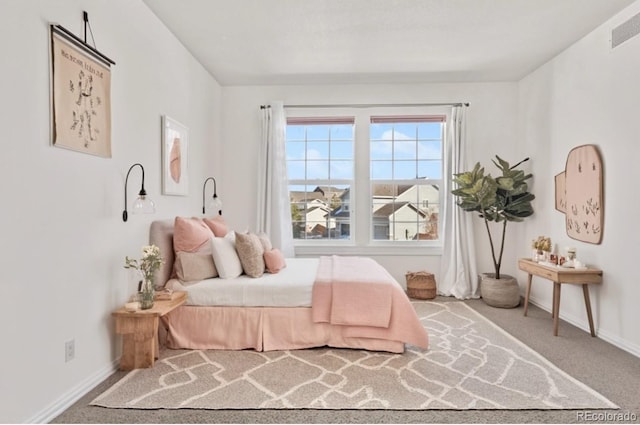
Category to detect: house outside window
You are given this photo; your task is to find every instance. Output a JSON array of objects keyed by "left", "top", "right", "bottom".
[
  {"left": 370, "top": 115, "right": 444, "bottom": 242},
  {"left": 285, "top": 108, "right": 446, "bottom": 253},
  {"left": 286, "top": 117, "right": 354, "bottom": 241}
]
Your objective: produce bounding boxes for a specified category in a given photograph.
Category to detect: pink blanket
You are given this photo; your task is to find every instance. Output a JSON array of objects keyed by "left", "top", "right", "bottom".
[{"left": 311, "top": 255, "right": 429, "bottom": 349}]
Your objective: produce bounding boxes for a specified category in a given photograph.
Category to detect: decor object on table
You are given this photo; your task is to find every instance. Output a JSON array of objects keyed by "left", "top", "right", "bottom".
[
  {"left": 554, "top": 144, "right": 603, "bottom": 244},
  {"left": 202, "top": 177, "right": 223, "bottom": 215},
  {"left": 122, "top": 163, "right": 155, "bottom": 222},
  {"left": 452, "top": 156, "right": 535, "bottom": 308},
  {"left": 532, "top": 235, "right": 552, "bottom": 262},
  {"left": 124, "top": 244, "right": 164, "bottom": 309},
  {"left": 124, "top": 301, "right": 139, "bottom": 312},
  {"left": 573, "top": 259, "right": 587, "bottom": 270},
  {"left": 565, "top": 246, "right": 577, "bottom": 267},
  {"left": 406, "top": 271, "right": 437, "bottom": 299},
  {"left": 162, "top": 116, "right": 189, "bottom": 196},
  {"left": 49, "top": 14, "right": 115, "bottom": 158}
]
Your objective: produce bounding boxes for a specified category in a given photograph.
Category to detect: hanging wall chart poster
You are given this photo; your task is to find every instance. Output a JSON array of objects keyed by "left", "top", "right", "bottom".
[{"left": 50, "top": 28, "right": 112, "bottom": 157}]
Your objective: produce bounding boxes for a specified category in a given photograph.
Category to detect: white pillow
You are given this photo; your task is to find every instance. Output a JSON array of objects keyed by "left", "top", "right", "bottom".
[{"left": 210, "top": 236, "right": 243, "bottom": 278}]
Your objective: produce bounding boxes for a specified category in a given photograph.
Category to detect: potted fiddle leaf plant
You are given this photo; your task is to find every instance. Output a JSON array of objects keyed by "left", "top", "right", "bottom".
[{"left": 452, "top": 155, "right": 535, "bottom": 308}]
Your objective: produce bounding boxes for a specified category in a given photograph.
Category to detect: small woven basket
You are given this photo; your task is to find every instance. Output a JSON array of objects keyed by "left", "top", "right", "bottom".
[{"left": 406, "top": 271, "right": 437, "bottom": 299}]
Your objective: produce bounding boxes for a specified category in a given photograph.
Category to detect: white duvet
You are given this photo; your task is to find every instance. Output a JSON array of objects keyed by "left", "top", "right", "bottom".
[{"left": 167, "top": 258, "right": 318, "bottom": 307}]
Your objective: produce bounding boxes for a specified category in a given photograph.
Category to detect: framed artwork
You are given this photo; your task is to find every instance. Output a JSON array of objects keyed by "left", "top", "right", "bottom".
[
  {"left": 49, "top": 27, "right": 112, "bottom": 157},
  {"left": 162, "top": 116, "right": 189, "bottom": 196}
]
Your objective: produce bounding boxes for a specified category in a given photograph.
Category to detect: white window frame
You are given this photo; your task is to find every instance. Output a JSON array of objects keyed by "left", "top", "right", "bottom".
[
  {"left": 286, "top": 106, "right": 449, "bottom": 257},
  {"left": 286, "top": 114, "right": 355, "bottom": 246},
  {"left": 369, "top": 114, "right": 444, "bottom": 245}
]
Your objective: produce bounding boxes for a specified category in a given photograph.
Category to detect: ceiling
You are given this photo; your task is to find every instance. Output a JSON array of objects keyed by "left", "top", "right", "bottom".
[{"left": 142, "top": 0, "right": 635, "bottom": 86}]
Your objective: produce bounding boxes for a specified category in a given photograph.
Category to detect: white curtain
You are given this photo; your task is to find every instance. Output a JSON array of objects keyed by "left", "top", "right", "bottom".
[
  {"left": 258, "top": 101, "right": 295, "bottom": 257},
  {"left": 439, "top": 106, "right": 479, "bottom": 299}
]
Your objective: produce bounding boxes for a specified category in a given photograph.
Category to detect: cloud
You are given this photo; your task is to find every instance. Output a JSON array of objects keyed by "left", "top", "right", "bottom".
[{"left": 371, "top": 131, "right": 440, "bottom": 159}]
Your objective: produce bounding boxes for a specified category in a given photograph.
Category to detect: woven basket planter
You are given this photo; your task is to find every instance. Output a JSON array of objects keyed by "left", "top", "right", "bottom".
[
  {"left": 479, "top": 273, "right": 520, "bottom": 308},
  {"left": 406, "top": 271, "right": 437, "bottom": 299}
]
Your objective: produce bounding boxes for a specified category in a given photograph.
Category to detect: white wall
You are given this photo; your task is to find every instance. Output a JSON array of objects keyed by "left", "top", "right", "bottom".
[
  {"left": 517, "top": 1, "right": 640, "bottom": 355},
  {"left": 220, "top": 83, "right": 519, "bottom": 284},
  {"left": 0, "top": 1, "right": 222, "bottom": 422}
]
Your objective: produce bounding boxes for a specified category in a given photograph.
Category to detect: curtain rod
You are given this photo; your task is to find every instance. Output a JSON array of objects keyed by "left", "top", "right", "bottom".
[{"left": 260, "top": 102, "right": 469, "bottom": 109}]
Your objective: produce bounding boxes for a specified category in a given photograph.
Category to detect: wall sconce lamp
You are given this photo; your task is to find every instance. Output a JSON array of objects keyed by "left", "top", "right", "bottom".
[
  {"left": 202, "top": 177, "right": 223, "bottom": 215},
  {"left": 123, "top": 163, "right": 155, "bottom": 222}
]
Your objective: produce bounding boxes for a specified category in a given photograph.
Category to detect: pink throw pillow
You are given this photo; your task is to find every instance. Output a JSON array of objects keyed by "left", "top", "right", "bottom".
[
  {"left": 263, "top": 248, "right": 286, "bottom": 274},
  {"left": 173, "top": 217, "right": 214, "bottom": 253},
  {"left": 203, "top": 215, "right": 228, "bottom": 237}
]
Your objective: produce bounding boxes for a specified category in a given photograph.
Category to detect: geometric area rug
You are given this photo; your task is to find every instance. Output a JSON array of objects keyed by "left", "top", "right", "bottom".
[{"left": 92, "top": 301, "right": 617, "bottom": 410}]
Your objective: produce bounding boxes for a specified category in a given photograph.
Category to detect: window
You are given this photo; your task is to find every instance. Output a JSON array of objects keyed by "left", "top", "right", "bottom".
[
  {"left": 285, "top": 109, "right": 446, "bottom": 250},
  {"left": 370, "top": 115, "right": 444, "bottom": 242},
  {"left": 286, "top": 117, "right": 354, "bottom": 241}
]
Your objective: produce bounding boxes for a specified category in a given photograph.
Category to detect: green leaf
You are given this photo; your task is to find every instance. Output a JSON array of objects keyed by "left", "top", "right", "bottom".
[{"left": 496, "top": 176, "right": 514, "bottom": 190}]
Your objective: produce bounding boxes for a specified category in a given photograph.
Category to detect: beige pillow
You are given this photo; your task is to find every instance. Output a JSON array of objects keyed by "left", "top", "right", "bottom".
[
  {"left": 174, "top": 251, "right": 218, "bottom": 283},
  {"left": 257, "top": 232, "right": 273, "bottom": 252},
  {"left": 235, "top": 232, "right": 265, "bottom": 278}
]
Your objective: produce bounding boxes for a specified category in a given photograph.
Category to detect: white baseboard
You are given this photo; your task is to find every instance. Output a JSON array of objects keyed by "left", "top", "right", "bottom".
[
  {"left": 528, "top": 296, "right": 640, "bottom": 359},
  {"left": 27, "top": 359, "right": 119, "bottom": 424}
]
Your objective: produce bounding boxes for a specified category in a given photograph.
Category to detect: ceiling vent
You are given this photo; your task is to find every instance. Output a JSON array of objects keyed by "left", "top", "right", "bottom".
[{"left": 611, "top": 11, "right": 640, "bottom": 48}]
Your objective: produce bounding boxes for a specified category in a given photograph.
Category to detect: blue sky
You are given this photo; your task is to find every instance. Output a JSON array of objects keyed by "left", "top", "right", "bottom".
[{"left": 286, "top": 122, "right": 443, "bottom": 182}]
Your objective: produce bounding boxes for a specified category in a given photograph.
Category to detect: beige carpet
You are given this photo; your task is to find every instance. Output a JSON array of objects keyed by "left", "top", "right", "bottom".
[{"left": 92, "top": 301, "right": 617, "bottom": 411}]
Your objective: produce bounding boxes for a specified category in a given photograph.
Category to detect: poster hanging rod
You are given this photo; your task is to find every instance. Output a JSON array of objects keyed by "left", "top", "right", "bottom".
[
  {"left": 51, "top": 23, "right": 116, "bottom": 67},
  {"left": 261, "top": 102, "right": 469, "bottom": 109}
]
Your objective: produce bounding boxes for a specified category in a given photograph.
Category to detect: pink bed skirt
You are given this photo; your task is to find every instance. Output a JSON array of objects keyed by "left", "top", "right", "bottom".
[{"left": 161, "top": 305, "right": 405, "bottom": 353}]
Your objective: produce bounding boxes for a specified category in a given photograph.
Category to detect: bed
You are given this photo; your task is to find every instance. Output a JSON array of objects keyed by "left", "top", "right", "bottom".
[{"left": 151, "top": 219, "right": 429, "bottom": 353}]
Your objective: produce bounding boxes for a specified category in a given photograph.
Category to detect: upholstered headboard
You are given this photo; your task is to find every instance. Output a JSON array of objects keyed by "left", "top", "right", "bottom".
[{"left": 149, "top": 219, "right": 175, "bottom": 289}]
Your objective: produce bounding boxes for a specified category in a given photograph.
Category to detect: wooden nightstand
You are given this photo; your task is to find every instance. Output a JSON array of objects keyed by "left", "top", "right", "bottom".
[{"left": 112, "top": 291, "right": 187, "bottom": 370}]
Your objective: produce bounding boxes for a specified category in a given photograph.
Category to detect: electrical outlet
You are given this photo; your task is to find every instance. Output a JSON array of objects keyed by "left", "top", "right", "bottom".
[{"left": 65, "top": 339, "right": 75, "bottom": 362}]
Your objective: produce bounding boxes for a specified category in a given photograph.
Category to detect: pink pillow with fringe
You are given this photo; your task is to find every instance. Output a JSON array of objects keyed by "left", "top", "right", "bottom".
[
  {"left": 263, "top": 248, "right": 286, "bottom": 274},
  {"left": 173, "top": 217, "right": 214, "bottom": 253},
  {"left": 203, "top": 215, "right": 228, "bottom": 237}
]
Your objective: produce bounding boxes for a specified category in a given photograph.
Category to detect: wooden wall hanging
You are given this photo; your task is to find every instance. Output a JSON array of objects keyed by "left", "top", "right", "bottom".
[{"left": 555, "top": 144, "right": 604, "bottom": 244}]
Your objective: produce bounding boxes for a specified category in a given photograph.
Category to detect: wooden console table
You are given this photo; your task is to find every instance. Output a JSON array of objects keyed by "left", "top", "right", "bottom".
[
  {"left": 518, "top": 259, "right": 603, "bottom": 337},
  {"left": 112, "top": 292, "right": 187, "bottom": 370}
]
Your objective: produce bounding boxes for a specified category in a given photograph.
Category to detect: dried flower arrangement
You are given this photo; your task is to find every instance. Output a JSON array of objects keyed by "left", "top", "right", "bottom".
[{"left": 532, "top": 236, "right": 552, "bottom": 252}]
